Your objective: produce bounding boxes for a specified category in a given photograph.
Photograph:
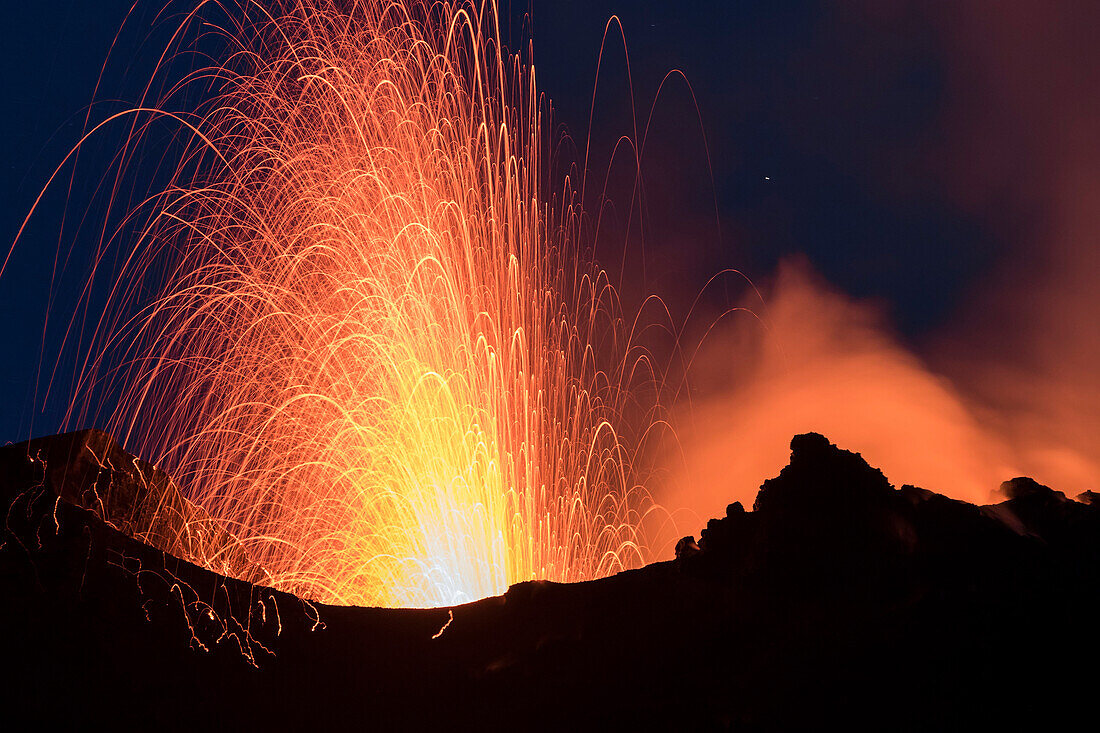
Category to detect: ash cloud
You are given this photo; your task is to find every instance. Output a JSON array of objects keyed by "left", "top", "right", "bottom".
[
  {"left": 922, "top": 0, "right": 1100, "bottom": 498},
  {"left": 663, "top": 259, "right": 1016, "bottom": 524},
  {"left": 662, "top": 1, "right": 1100, "bottom": 525}
]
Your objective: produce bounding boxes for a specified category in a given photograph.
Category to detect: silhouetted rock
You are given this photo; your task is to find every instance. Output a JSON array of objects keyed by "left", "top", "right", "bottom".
[
  {"left": 1001, "top": 475, "right": 1061, "bottom": 501},
  {"left": 2, "top": 430, "right": 1097, "bottom": 731},
  {"left": 0, "top": 429, "right": 264, "bottom": 583},
  {"left": 691, "top": 433, "right": 920, "bottom": 597},
  {"left": 674, "top": 535, "right": 701, "bottom": 559}
]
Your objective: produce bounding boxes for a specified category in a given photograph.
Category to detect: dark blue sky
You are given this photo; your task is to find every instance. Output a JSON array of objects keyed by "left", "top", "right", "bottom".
[
  {"left": 0, "top": 1, "right": 1040, "bottom": 443},
  {"left": 2, "top": 1, "right": 137, "bottom": 441}
]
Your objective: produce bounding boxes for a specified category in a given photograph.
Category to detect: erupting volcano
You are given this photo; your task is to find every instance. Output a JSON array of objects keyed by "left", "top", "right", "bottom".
[
  {"left": 3, "top": 0, "right": 1099, "bottom": 729},
  {"left": 13, "top": 0, "right": 663, "bottom": 608}
]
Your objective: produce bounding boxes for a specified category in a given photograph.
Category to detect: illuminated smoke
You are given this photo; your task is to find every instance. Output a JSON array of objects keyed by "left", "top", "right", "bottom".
[
  {"left": 922, "top": 0, "right": 1100, "bottom": 497},
  {"left": 661, "top": 259, "right": 1018, "bottom": 525},
  {"left": 661, "top": 2, "right": 1098, "bottom": 524}
]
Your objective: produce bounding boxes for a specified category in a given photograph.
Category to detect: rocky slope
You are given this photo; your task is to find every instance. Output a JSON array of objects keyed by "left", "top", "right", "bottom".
[
  {"left": 0, "top": 429, "right": 263, "bottom": 583},
  {"left": 1, "top": 431, "right": 1096, "bottom": 730}
]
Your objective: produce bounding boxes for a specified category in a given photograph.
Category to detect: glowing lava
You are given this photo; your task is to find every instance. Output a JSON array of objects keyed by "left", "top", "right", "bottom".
[{"left": 50, "top": 0, "right": 660, "bottom": 608}]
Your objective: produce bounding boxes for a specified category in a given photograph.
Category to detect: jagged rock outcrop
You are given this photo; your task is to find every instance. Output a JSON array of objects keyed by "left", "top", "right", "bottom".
[{"left": 687, "top": 433, "right": 1099, "bottom": 587}]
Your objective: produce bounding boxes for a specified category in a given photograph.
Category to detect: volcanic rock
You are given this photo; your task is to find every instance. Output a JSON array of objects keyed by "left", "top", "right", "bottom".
[
  {"left": 1, "top": 430, "right": 1097, "bottom": 731},
  {"left": 0, "top": 429, "right": 263, "bottom": 583}
]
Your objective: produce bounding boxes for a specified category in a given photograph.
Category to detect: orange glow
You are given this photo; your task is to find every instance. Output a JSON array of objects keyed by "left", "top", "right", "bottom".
[
  {"left": 659, "top": 258, "right": 1094, "bottom": 527},
  {"left": 51, "top": 0, "right": 660, "bottom": 608},
  {"left": 15, "top": 1, "right": 1094, "bottom": 619}
]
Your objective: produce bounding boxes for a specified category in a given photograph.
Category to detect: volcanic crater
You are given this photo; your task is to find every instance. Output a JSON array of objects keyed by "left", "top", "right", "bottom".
[{"left": 2, "top": 429, "right": 1096, "bottom": 730}]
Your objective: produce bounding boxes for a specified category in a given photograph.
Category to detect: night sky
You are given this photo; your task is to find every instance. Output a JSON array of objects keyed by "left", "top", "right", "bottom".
[
  {"left": 3, "top": 1, "right": 1097, "bottom": 506},
  {"left": 516, "top": 0, "right": 995, "bottom": 331}
]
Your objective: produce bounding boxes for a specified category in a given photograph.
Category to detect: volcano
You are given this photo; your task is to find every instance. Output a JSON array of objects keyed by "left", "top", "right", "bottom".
[{"left": 2, "top": 430, "right": 1096, "bottom": 730}]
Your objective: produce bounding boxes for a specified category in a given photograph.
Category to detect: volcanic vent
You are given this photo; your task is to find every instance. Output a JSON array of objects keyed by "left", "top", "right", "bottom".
[{"left": 3, "top": 429, "right": 1097, "bottom": 729}]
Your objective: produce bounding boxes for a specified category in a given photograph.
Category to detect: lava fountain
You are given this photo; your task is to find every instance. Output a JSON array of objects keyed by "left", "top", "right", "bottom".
[{"left": 33, "top": 0, "right": 662, "bottom": 608}]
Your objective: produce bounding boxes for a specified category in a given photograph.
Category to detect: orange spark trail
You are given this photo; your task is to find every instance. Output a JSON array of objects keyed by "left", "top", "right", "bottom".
[{"left": 51, "top": 0, "right": 661, "bottom": 608}]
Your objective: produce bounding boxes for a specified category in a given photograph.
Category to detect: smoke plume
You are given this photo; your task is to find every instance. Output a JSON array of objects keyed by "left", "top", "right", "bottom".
[{"left": 662, "top": 1, "right": 1100, "bottom": 526}]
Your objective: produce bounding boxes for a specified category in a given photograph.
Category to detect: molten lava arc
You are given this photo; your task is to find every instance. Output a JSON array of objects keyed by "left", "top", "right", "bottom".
[{"left": 64, "top": 0, "right": 660, "bottom": 608}]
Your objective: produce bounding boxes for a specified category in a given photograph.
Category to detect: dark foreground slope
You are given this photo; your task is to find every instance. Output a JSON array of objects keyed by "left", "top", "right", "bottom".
[{"left": 1, "top": 431, "right": 1097, "bottom": 730}]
